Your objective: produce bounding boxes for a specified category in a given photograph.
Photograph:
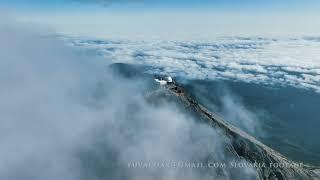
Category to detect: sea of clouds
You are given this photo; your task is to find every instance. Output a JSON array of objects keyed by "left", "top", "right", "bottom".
[{"left": 67, "top": 36, "right": 320, "bottom": 93}]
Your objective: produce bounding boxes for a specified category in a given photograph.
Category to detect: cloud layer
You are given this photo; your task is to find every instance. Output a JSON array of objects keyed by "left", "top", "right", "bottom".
[{"left": 68, "top": 36, "right": 320, "bottom": 93}]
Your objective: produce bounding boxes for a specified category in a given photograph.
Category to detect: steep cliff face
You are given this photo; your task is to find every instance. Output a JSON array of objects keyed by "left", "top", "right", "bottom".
[{"left": 149, "top": 82, "right": 320, "bottom": 180}]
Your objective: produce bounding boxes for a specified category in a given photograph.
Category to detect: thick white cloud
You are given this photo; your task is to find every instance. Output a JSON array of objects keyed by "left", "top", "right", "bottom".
[
  {"left": 68, "top": 37, "right": 320, "bottom": 92},
  {"left": 0, "top": 16, "right": 258, "bottom": 180}
]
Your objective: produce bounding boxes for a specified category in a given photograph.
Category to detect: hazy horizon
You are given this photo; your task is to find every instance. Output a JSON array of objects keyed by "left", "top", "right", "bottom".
[{"left": 3, "top": 0, "right": 320, "bottom": 40}]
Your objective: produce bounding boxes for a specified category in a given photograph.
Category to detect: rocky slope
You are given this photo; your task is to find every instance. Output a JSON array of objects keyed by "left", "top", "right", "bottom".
[
  {"left": 147, "top": 81, "right": 320, "bottom": 180},
  {"left": 110, "top": 63, "right": 320, "bottom": 179}
]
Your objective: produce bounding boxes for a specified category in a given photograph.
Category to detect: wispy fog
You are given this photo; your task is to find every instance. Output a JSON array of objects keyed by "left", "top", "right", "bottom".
[
  {"left": 0, "top": 16, "right": 258, "bottom": 180},
  {"left": 221, "top": 92, "right": 261, "bottom": 135}
]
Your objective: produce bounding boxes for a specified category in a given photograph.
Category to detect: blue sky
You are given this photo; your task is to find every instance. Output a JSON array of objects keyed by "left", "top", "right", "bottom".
[
  {"left": 3, "top": 0, "right": 320, "bottom": 10},
  {"left": 3, "top": 0, "right": 320, "bottom": 39}
]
